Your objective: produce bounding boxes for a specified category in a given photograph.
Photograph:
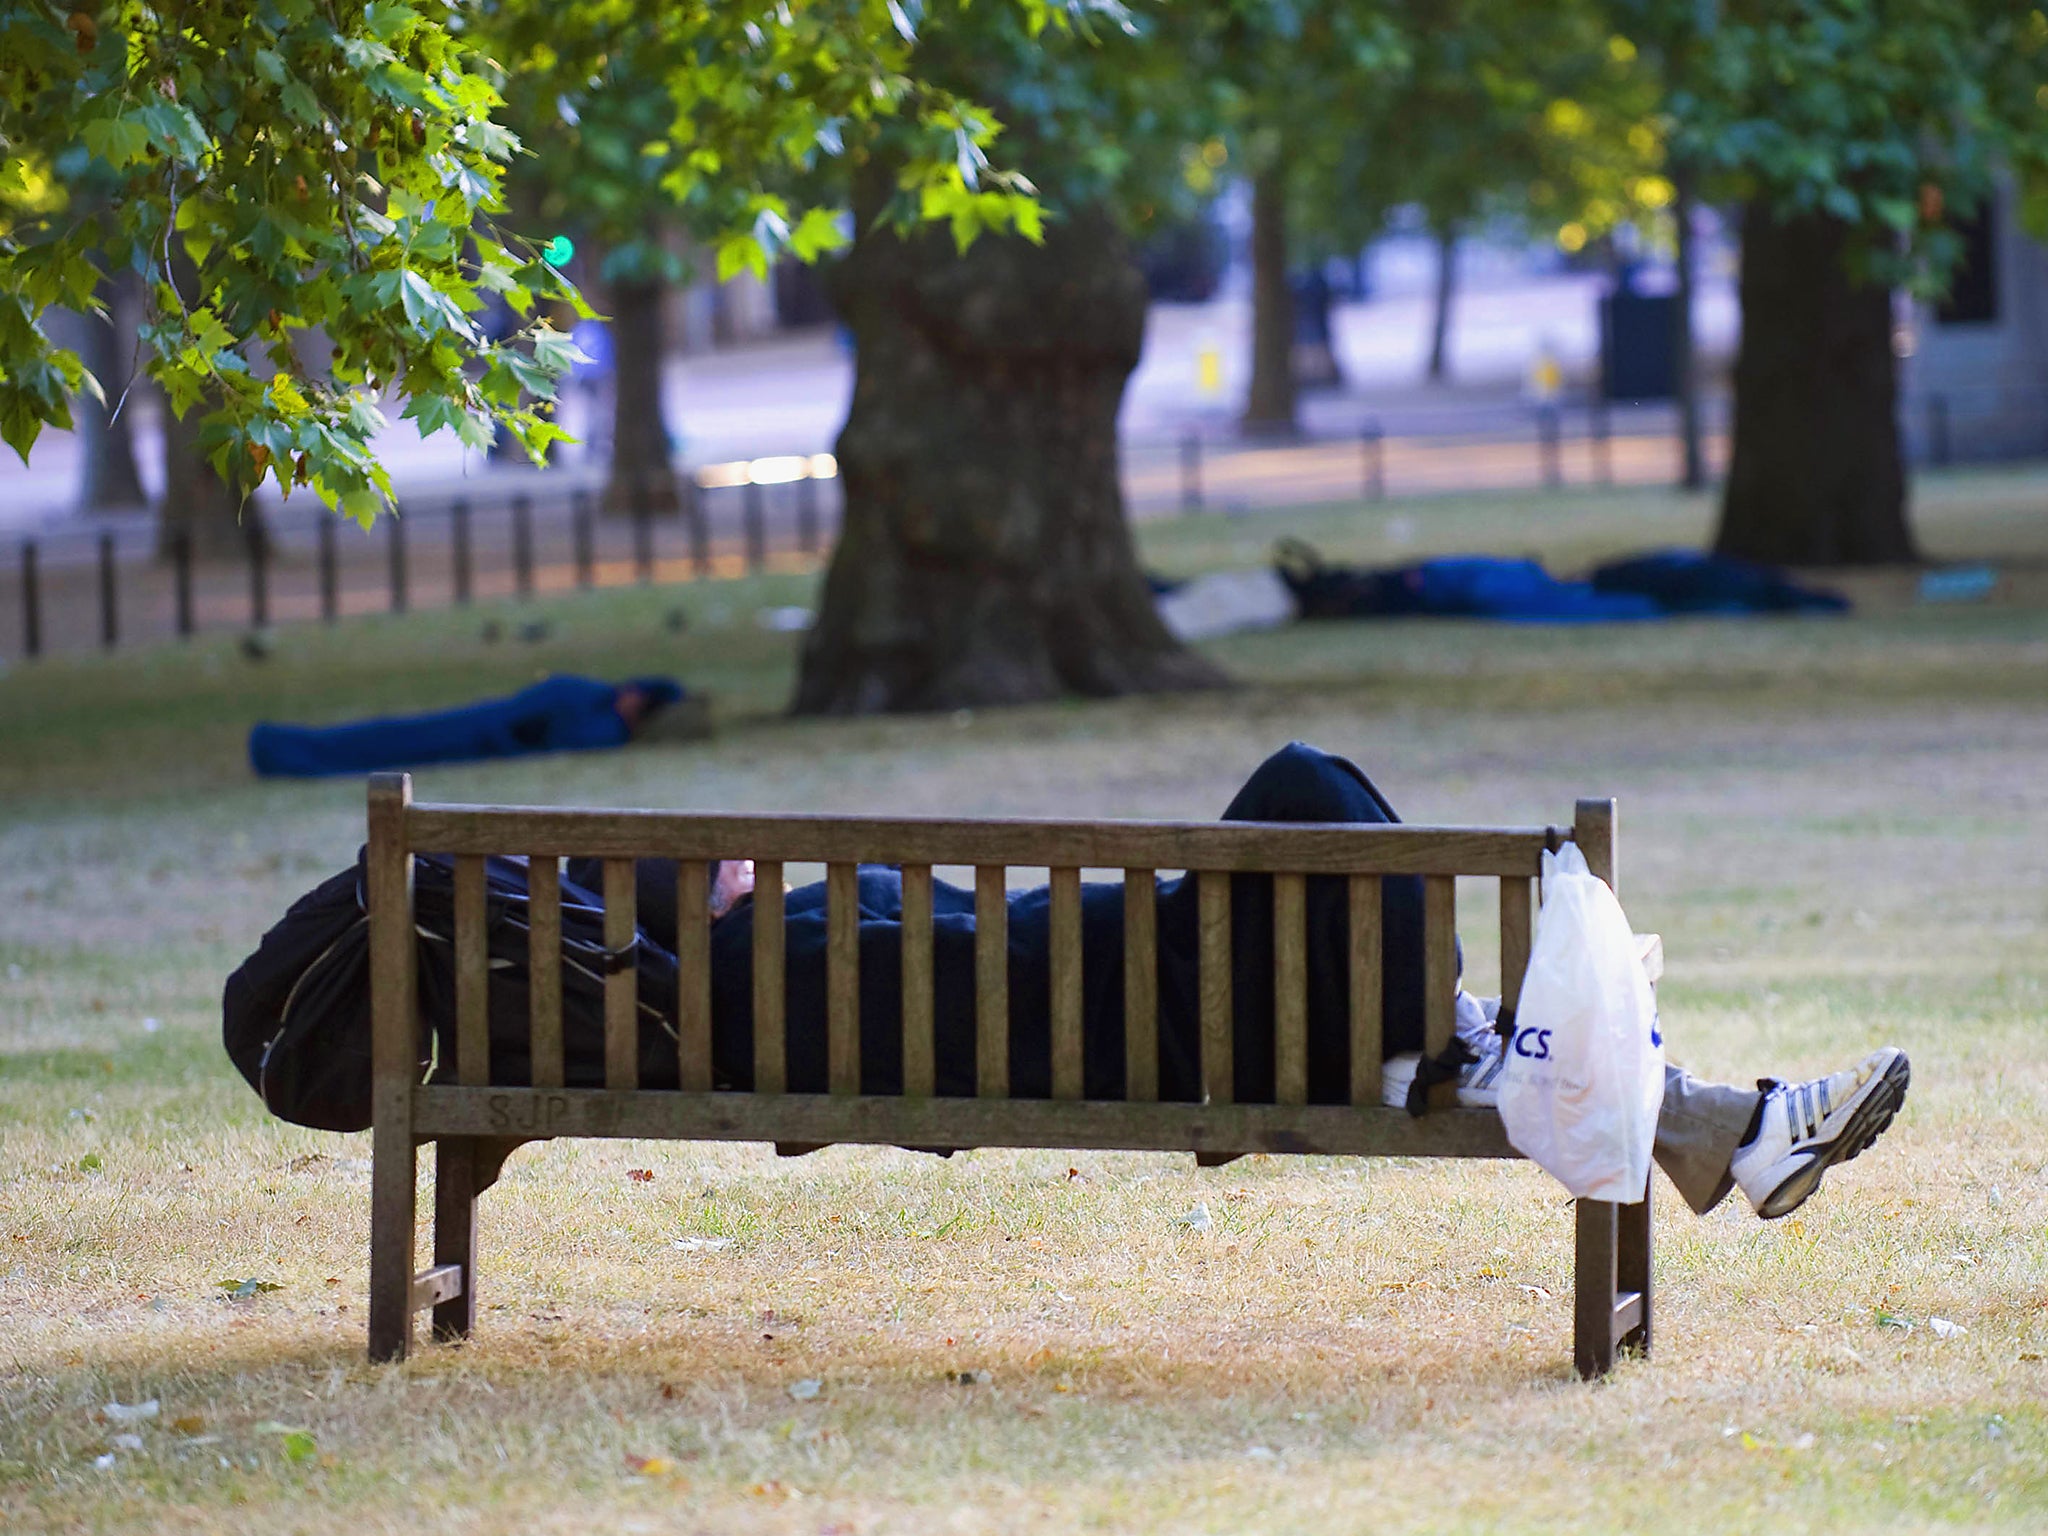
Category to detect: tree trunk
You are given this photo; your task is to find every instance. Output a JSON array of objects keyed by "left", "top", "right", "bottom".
[
  {"left": 792, "top": 203, "right": 1226, "bottom": 715},
  {"left": 157, "top": 401, "right": 266, "bottom": 558},
  {"left": 75, "top": 268, "right": 148, "bottom": 513},
  {"left": 1671, "top": 171, "right": 1705, "bottom": 491},
  {"left": 1426, "top": 225, "right": 1457, "bottom": 383},
  {"left": 1242, "top": 162, "right": 1297, "bottom": 434},
  {"left": 1715, "top": 201, "right": 1915, "bottom": 565},
  {"left": 602, "top": 275, "right": 681, "bottom": 514}
]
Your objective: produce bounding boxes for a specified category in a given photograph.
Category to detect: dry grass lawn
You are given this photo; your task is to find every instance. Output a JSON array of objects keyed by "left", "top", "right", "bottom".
[{"left": 4, "top": 472, "right": 2047, "bottom": 1533}]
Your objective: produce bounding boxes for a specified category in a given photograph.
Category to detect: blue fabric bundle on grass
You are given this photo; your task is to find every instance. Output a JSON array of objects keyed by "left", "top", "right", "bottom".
[{"left": 249, "top": 674, "right": 684, "bottom": 778}]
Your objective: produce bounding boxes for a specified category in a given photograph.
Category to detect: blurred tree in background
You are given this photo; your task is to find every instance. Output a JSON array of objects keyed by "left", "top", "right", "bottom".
[
  {"left": 1621, "top": 0, "right": 2048, "bottom": 565},
  {"left": 794, "top": 0, "right": 1228, "bottom": 712}
]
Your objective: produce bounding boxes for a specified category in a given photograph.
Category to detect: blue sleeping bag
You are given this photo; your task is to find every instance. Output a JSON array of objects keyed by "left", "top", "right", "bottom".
[
  {"left": 1589, "top": 549, "right": 1848, "bottom": 614},
  {"left": 248, "top": 674, "right": 683, "bottom": 778},
  {"left": 1407, "top": 557, "right": 1663, "bottom": 623}
]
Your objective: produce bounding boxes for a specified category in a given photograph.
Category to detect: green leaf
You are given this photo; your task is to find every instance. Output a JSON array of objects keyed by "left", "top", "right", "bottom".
[
  {"left": 281, "top": 1431, "right": 318, "bottom": 1463},
  {"left": 280, "top": 80, "right": 323, "bottom": 128},
  {"left": 788, "top": 207, "right": 849, "bottom": 263},
  {"left": 253, "top": 48, "right": 287, "bottom": 85},
  {"left": 81, "top": 116, "right": 151, "bottom": 169}
]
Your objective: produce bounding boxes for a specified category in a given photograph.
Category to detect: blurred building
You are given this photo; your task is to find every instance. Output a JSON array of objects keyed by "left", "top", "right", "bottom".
[{"left": 1901, "top": 181, "right": 2048, "bottom": 463}]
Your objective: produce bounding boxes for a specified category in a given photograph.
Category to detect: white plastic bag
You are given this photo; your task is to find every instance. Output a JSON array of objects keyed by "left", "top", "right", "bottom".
[{"left": 1497, "top": 843, "right": 1664, "bottom": 1200}]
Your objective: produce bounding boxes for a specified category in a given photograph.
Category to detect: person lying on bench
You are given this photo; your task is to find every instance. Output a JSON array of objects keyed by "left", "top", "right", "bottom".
[
  {"left": 647, "top": 743, "right": 1908, "bottom": 1224},
  {"left": 249, "top": 673, "right": 687, "bottom": 778}
]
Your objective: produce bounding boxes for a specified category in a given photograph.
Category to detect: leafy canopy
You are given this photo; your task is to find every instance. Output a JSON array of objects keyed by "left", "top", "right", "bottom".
[{"left": 0, "top": 0, "right": 1045, "bottom": 521}]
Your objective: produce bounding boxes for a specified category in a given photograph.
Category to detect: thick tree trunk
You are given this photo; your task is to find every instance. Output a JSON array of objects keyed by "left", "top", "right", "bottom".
[
  {"left": 1242, "top": 163, "right": 1298, "bottom": 434},
  {"left": 1671, "top": 171, "right": 1705, "bottom": 490},
  {"left": 1426, "top": 225, "right": 1457, "bottom": 383},
  {"left": 157, "top": 403, "right": 266, "bottom": 558},
  {"left": 75, "top": 268, "right": 148, "bottom": 513},
  {"left": 792, "top": 203, "right": 1226, "bottom": 715},
  {"left": 602, "top": 275, "right": 681, "bottom": 514},
  {"left": 1715, "top": 202, "right": 1915, "bottom": 565}
]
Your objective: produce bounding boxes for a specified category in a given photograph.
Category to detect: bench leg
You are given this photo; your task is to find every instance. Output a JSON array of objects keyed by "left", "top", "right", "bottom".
[
  {"left": 1574, "top": 1199, "right": 1618, "bottom": 1379},
  {"left": 432, "top": 1138, "right": 480, "bottom": 1342},
  {"left": 1573, "top": 1174, "right": 1653, "bottom": 1379},
  {"left": 368, "top": 1122, "right": 417, "bottom": 1363},
  {"left": 1618, "top": 1174, "right": 1652, "bottom": 1358}
]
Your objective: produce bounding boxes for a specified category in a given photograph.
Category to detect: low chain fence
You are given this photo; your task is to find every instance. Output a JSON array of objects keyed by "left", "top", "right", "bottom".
[{"left": 4, "top": 388, "right": 2038, "bottom": 664}]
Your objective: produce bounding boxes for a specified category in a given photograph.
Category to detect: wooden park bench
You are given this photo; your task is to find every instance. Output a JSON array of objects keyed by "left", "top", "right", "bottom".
[{"left": 364, "top": 773, "right": 1655, "bottom": 1379}]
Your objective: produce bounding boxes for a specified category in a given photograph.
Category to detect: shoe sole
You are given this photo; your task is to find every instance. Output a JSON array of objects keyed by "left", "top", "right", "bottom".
[{"left": 1756, "top": 1052, "right": 1911, "bottom": 1220}]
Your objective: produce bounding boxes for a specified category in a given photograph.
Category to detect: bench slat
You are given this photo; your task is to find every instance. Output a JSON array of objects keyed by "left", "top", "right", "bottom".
[
  {"left": 1199, "top": 870, "right": 1232, "bottom": 1105},
  {"left": 827, "top": 862, "right": 860, "bottom": 1095},
  {"left": 1274, "top": 872, "right": 1308, "bottom": 1106},
  {"left": 1422, "top": 874, "right": 1457, "bottom": 1110},
  {"left": 410, "top": 1085, "right": 1520, "bottom": 1160},
  {"left": 901, "top": 864, "right": 935, "bottom": 1097},
  {"left": 1348, "top": 874, "right": 1383, "bottom": 1107},
  {"left": 406, "top": 806, "right": 1553, "bottom": 876},
  {"left": 603, "top": 858, "right": 638, "bottom": 1090},
  {"left": 454, "top": 854, "right": 489, "bottom": 1087},
  {"left": 677, "top": 860, "right": 712, "bottom": 1092},
  {"left": 1123, "top": 870, "right": 1157, "bottom": 1102},
  {"left": 975, "top": 866, "right": 1008, "bottom": 1097},
  {"left": 1050, "top": 867, "right": 1084, "bottom": 1101},
  {"left": 528, "top": 857, "right": 563, "bottom": 1089},
  {"left": 1500, "top": 874, "right": 1532, "bottom": 1019},
  {"left": 753, "top": 861, "right": 786, "bottom": 1093}
]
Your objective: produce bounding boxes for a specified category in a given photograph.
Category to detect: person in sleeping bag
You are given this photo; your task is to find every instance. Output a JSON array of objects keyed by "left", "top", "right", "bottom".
[
  {"left": 229, "top": 745, "right": 1906, "bottom": 1221},
  {"left": 626, "top": 743, "right": 1908, "bottom": 1223},
  {"left": 247, "top": 673, "right": 685, "bottom": 777}
]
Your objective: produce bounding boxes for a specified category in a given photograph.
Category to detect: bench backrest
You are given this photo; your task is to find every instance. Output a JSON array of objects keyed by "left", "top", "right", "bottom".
[{"left": 367, "top": 772, "right": 1614, "bottom": 1159}]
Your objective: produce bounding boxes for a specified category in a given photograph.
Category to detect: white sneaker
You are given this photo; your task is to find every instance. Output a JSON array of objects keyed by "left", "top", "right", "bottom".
[
  {"left": 1730, "top": 1047, "right": 1910, "bottom": 1219},
  {"left": 1381, "top": 1029, "right": 1505, "bottom": 1110}
]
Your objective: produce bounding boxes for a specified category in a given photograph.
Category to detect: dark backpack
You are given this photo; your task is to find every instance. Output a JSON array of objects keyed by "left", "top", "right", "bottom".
[{"left": 223, "top": 852, "right": 681, "bottom": 1132}]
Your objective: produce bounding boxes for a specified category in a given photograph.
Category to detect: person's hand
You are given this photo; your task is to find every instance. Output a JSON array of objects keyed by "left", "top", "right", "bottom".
[{"left": 710, "top": 858, "right": 756, "bottom": 919}]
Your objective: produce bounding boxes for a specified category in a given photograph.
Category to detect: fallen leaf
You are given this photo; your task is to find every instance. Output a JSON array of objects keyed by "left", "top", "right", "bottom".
[
  {"left": 788, "top": 1378, "right": 822, "bottom": 1401},
  {"left": 624, "top": 1453, "right": 678, "bottom": 1477},
  {"left": 77, "top": 1153, "right": 104, "bottom": 1173},
  {"left": 1874, "top": 1311, "right": 1914, "bottom": 1332},
  {"left": 281, "top": 1431, "right": 317, "bottom": 1463},
  {"left": 170, "top": 1415, "right": 205, "bottom": 1435},
  {"left": 1177, "top": 1203, "right": 1213, "bottom": 1232},
  {"left": 956, "top": 1369, "right": 992, "bottom": 1386},
  {"left": 1930, "top": 1317, "right": 1968, "bottom": 1339},
  {"left": 627, "top": 1169, "right": 655, "bottom": 1183}
]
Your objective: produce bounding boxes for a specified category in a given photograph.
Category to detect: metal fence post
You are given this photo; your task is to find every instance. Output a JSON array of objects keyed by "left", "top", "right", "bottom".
[
  {"left": 451, "top": 497, "right": 472, "bottom": 605},
  {"left": 1361, "top": 419, "right": 1385, "bottom": 502},
  {"left": 98, "top": 532, "right": 118, "bottom": 649},
  {"left": 512, "top": 494, "right": 534, "bottom": 599},
  {"left": 247, "top": 522, "right": 269, "bottom": 629},
  {"left": 387, "top": 508, "right": 408, "bottom": 613},
  {"left": 1928, "top": 394, "right": 1952, "bottom": 467},
  {"left": 743, "top": 479, "right": 765, "bottom": 573},
  {"left": 686, "top": 477, "right": 710, "bottom": 577},
  {"left": 172, "top": 530, "right": 194, "bottom": 638},
  {"left": 1538, "top": 404, "right": 1562, "bottom": 489},
  {"left": 1180, "top": 432, "right": 1203, "bottom": 513},
  {"left": 631, "top": 479, "right": 655, "bottom": 584},
  {"left": 318, "top": 514, "right": 338, "bottom": 623},
  {"left": 796, "top": 471, "right": 819, "bottom": 555},
  {"left": 21, "top": 540, "right": 41, "bottom": 659},
  {"left": 571, "top": 489, "right": 595, "bottom": 589}
]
